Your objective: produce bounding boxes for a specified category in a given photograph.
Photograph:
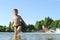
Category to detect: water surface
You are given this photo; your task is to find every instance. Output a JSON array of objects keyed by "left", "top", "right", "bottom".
[{"left": 0, "top": 32, "right": 60, "bottom": 40}]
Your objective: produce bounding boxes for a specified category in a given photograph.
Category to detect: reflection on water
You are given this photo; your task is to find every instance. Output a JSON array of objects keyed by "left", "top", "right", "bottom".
[
  {"left": 13, "top": 34, "right": 21, "bottom": 40},
  {"left": 0, "top": 32, "right": 60, "bottom": 40},
  {"left": 8, "top": 32, "right": 21, "bottom": 40}
]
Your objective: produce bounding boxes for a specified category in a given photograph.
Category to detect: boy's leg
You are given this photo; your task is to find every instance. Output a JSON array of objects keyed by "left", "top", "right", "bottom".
[
  {"left": 14, "top": 27, "right": 18, "bottom": 35},
  {"left": 17, "top": 26, "right": 21, "bottom": 33}
]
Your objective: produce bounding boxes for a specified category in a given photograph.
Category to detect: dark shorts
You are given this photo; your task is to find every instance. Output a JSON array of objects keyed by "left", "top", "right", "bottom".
[
  {"left": 14, "top": 25, "right": 21, "bottom": 29},
  {"left": 14, "top": 26, "right": 18, "bottom": 28}
]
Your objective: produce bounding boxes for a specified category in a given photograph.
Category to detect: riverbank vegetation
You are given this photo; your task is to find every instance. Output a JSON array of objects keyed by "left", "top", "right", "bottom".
[{"left": 0, "top": 17, "right": 60, "bottom": 32}]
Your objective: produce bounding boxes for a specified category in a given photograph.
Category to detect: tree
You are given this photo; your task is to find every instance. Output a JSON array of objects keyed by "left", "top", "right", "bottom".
[
  {"left": 26, "top": 24, "right": 36, "bottom": 32},
  {"left": 44, "top": 17, "right": 53, "bottom": 28},
  {"left": 35, "top": 21, "right": 42, "bottom": 31}
]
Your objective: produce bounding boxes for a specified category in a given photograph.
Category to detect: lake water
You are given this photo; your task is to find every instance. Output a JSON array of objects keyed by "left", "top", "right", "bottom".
[
  {"left": 0, "top": 32, "right": 60, "bottom": 40},
  {"left": 0, "top": 32, "right": 14, "bottom": 40}
]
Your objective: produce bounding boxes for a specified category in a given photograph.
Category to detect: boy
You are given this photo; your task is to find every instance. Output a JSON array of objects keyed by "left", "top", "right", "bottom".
[{"left": 11, "top": 9, "right": 25, "bottom": 34}]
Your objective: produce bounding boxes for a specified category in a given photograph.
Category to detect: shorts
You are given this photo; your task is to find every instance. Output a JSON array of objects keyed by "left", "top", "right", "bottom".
[{"left": 14, "top": 26, "right": 21, "bottom": 30}]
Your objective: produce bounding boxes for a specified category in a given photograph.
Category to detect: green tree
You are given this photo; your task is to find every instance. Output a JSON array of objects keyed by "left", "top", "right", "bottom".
[
  {"left": 44, "top": 17, "right": 53, "bottom": 28},
  {"left": 0, "top": 25, "right": 4, "bottom": 32},
  {"left": 35, "top": 21, "right": 42, "bottom": 31},
  {"left": 48, "top": 20, "right": 59, "bottom": 30},
  {"left": 26, "top": 24, "right": 36, "bottom": 32}
]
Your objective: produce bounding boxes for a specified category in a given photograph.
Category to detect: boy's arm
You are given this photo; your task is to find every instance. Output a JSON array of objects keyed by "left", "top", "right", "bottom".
[{"left": 11, "top": 18, "right": 14, "bottom": 28}]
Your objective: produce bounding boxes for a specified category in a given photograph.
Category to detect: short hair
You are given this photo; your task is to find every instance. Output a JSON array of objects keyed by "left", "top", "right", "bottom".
[{"left": 14, "top": 9, "right": 18, "bottom": 13}]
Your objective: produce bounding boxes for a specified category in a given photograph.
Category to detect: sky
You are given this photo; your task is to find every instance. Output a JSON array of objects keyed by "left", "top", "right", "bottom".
[{"left": 0, "top": 0, "right": 60, "bottom": 25}]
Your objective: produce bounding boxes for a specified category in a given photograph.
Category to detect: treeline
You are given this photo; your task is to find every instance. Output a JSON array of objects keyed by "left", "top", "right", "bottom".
[
  {"left": 0, "top": 25, "right": 14, "bottom": 32},
  {"left": 0, "top": 17, "right": 60, "bottom": 32}
]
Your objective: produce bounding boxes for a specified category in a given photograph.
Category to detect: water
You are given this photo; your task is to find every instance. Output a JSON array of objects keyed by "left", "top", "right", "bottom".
[
  {"left": 0, "top": 32, "right": 60, "bottom": 40},
  {"left": 0, "top": 32, "right": 14, "bottom": 40}
]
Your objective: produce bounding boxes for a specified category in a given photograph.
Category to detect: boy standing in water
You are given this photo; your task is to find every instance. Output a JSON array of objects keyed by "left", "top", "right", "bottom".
[{"left": 11, "top": 9, "right": 24, "bottom": 34}]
